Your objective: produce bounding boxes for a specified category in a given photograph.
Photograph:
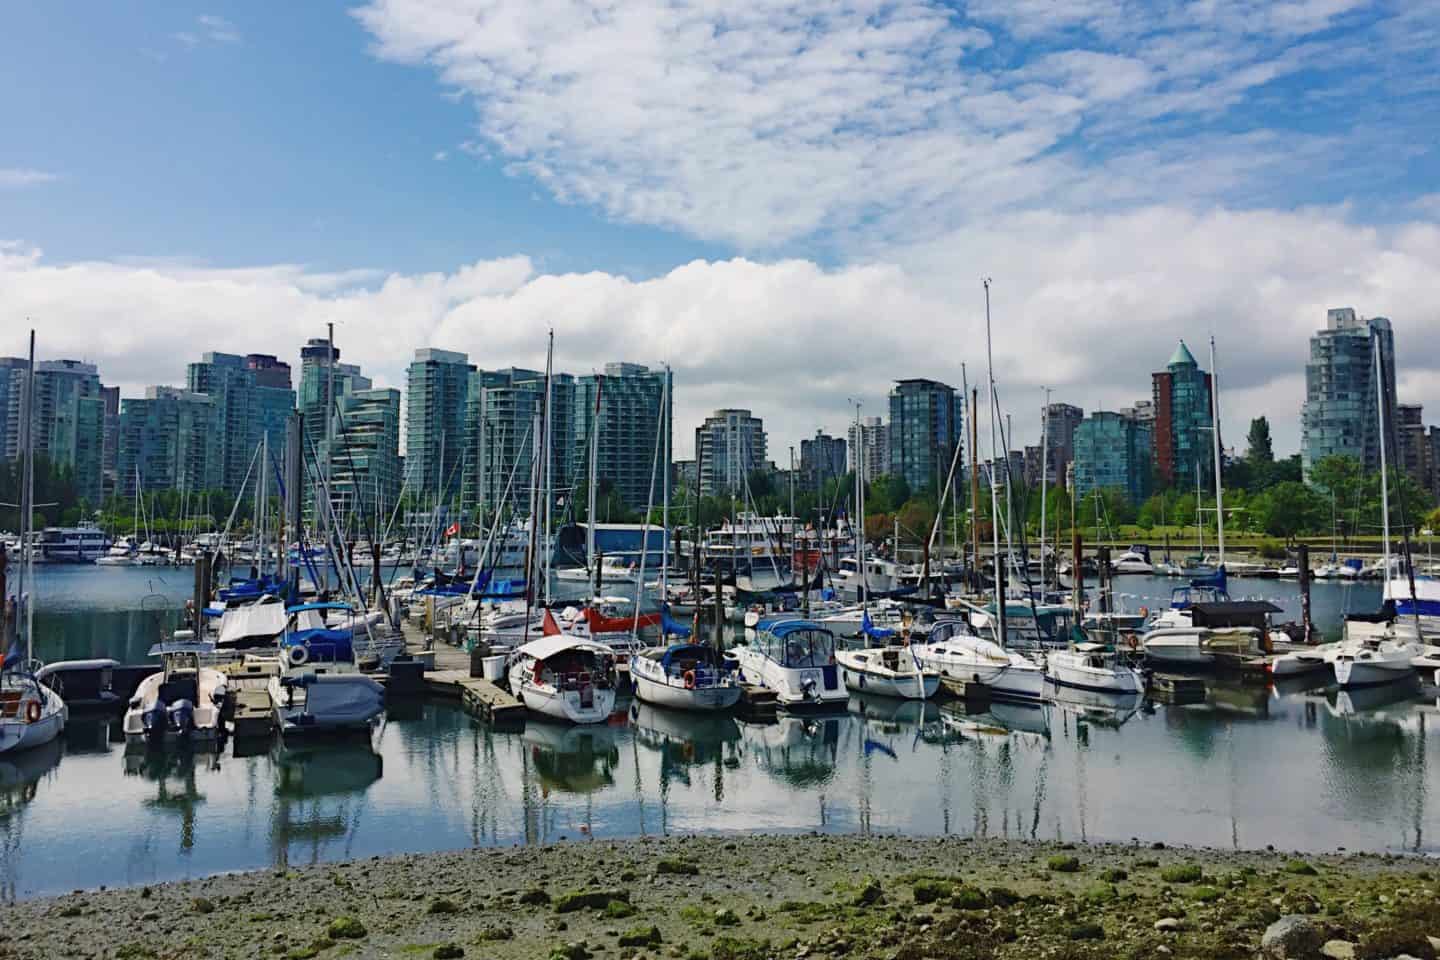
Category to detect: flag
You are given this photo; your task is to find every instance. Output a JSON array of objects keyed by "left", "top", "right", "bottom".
[
  {"left": 444, "top": 522, "right": 461, "bottom": 537},
  {"left": 542, "top": 610, "right": 561, "bottom": 636}
]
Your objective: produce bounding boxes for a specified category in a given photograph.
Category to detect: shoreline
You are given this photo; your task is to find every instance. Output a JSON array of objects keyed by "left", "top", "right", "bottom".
[{"left": 8, "top": 835, "right": 1439, "bottom": 960}]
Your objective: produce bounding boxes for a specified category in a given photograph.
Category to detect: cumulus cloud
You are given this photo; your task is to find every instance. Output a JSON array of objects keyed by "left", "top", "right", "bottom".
[
  {"left": 5, "top": 206, "right": 1438, "bottom": 459},
  {"left": 352, "top": 0, "right": 1436, "bottom": 249}
]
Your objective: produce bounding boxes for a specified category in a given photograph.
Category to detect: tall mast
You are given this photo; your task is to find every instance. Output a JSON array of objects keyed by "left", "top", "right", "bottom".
[
  {"left": 853, "top": 401, "right": 865, "bottom": 606},
  {"left": 542, "top": 330, "right": 554, "bottom": 606},
  {"left": 1039, "top": 387, "right": 1050, "bottom": 589},
  {"left": 1208, "top": 336, "right": 1225, "bottom": 568},
  {"left": 324, "top": 322, "right": 335, "bottom": 593},
  {"left": 1374, "top": 328, "right": 1391, "bottom": 575},
  {"left": 18, "top": 330, "right": 35, "bottom": 662},
  {"left": 661, "top": 365, "right": 671, "bottom": 601},
  {"left": 587, "top": 375, "right": 602, "bottom": 602},
  {"left": 984, "top": 279, "right": 1006, "bottom": 643}
]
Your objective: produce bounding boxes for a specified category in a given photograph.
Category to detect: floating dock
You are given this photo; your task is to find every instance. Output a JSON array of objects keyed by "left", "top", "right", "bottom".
[{"left": 1147, "top": 672, "right": 1207, "bottom": 704}]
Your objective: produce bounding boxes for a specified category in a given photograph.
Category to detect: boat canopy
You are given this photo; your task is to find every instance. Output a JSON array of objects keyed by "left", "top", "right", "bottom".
[
  {"left": 514, "top": 635, "right": 614, "bottom": 660},
  {"left": 660, "top": 644, "right": 714, "bottom": 669},
  {"left": 287, "top": 602, "right": 356, "bottom": 614}
]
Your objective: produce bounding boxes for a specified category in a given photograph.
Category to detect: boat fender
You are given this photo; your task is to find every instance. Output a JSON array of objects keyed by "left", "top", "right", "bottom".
[
  {"left": 24, "top": 699, "right": 41, "bottom": 724},
  {"left": 1139, "top": 606, "right": 1149, "bottom": 619},
  {"left": 287, "top": 644, "right": 310, "bottom": 667},
  {"left": 683, "top": 670, "right": 696, "bottom": 690}
]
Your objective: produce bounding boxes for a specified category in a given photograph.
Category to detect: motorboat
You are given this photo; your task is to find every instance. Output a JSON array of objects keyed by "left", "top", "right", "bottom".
[
  {"left": 910, "top": 618, "right": 1045, "bottom": 701},
  {"left": 1327, "top": 635, "right": 1423, "bottom": 689},
  {"left": 1269, "top": 644, "right": 1337, "bottom": 678},
  {"left": 1111, "top": 546, "right": 1153, "bottom": 575},
  {"left": 835, "top": 645, "right": 938, "bottom": 700},
  {"left": 33, "top": 523, "right": 109, "bottom": 563},
  {"left": 728, "top": 617, "right": 847, "bottom": 709},
  {"left": 629, "top": 642, "right": 741, "bottom": 712},
  {"left": 813, "top": 600, "right": 906, "bottom": 637},
  {"left": 215, "top": 591, "right": 290, "bottom": 648},
  {"left": 507, "top": 634, "right": 618, "bottom": 724},
  {"left": 1142, "top": 626, "right": 1265, "bottom": 665},
  {"left": 122, "top": 639, "right": 228, "bottom": 746},
  {"left": 266, "top": 604, "right": 390, "bottom": 735},
  {"left": 1044, "top": 642, "right": 1144, "bottom": 695},
  {"left": 555, "top": 555, "right": 638, "bottom": 585},
  {"left": 96, "top": 536, "right": 139, "bottom": 566},
  {"left": 0, "top": 652, "right": 67, "bottom": 756}
]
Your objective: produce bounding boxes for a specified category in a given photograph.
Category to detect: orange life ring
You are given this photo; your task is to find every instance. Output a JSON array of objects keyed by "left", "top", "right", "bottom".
[
  {"left": 24, "top": 699, "right": 41, "bottom": 724},
  {"left": 683, "top": 670, "right": 696, "bottom": 690},
  {"left": 1125, "top": 634, "right": 1139, "bottom": 650}
]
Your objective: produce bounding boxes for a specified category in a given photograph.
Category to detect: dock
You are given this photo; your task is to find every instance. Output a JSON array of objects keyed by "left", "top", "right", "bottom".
[
  {"left": 737, "top": 683, "right": 778, "bottom": 718},
  {"left": 1148, "top": 672, "right": 1207, "bottom": 704},
  {"left": 230, "top": 688, "right": 275, "bottom": 739},
  {"left": 937, "top": 676, "right": 994, "bottom": 707},
  {"left": 398, "top": 620, "right": 527, "bottom": 726}
]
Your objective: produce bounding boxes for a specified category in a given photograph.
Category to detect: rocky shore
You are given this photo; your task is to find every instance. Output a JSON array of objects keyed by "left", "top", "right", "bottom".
[{"left": 7, "top": 836, "right": 1438, "bottom": 960}]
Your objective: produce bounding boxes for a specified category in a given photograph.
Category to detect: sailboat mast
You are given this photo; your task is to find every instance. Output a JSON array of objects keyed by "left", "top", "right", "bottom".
[
  {"left": 17, "top": 330, "right": 35, "bottom": 662},
  {"left": 853, "top": 402, "right": 866, "bottom": 606},
  {"left": 1374, "top": 328, "right": 1391, "bottom": 574},
  {"left": 587, "top": 375, "right": 602, "bottom": 602},
  {"left": 324, "top": 322, "right": 335, "bottom": 594},
  {"left": 1039, "top": 387, "right": 1049, "bottom": 591},
  {"left": 984, "top": 280, "right": 1006, "bottom": 645},
  {"left": 1208, "top": 336, "right": 1225, "bottom": 567},
  {"left": 542, "top": 330, "right": 554, "bottom": 605},
  {"left": 661, "top": 365, "right": 671, "bottom": 601}
]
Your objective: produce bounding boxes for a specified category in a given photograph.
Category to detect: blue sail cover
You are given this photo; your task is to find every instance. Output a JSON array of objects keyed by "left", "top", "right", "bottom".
[
  {"left": 1189, "top": 566, "right": 1228, "bottom": 595},
  {"left": 661, "top": 605, "right": 692, "bottom": 638},
  {"left": 1, "top": 646, "right": 21, "bottom": 673},
  {"left": 281, "top": 628, "right": 355, "bottom": 664},
  {"left": 219, "top": 574, "right": 287, "bottom": 602},
  {"left": 862, "top": 611, "right": 896, "bottom": 641}
]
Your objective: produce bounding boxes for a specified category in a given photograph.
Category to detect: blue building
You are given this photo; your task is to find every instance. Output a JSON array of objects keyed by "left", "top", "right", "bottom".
[
  {"left": 1072, "top": 411, "right": 1154, "bottom": 506},
  {"left": 187, "top": 352, "right": 295, "bottom": 494},
  {"left": 888, "top": 378, "right": 962, "bottom": 494},
  {"left": 1301, "top": 308, "right": 1396, "bottom": 480}
]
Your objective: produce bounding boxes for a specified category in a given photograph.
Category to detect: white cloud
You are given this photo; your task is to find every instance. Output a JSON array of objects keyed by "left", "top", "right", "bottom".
[
  {"left": 351, "top": 0, "right": 1435, "bottom": 249},
  {"left": 197, "top": 14, "right": 241, "bottom": 44},
  {"left": 0, "top": 168, "right": 58, "bottom": 188},
  {"left": 5, "top": 206, "right": 1438, "bottom": 462}
]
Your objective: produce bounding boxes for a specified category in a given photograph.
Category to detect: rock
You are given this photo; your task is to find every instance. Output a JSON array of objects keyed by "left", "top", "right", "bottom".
[
  {"left": 1261, "top": 915, "right": 1324, "bottom": 959},
  {"left": 1154, "top": 918, "right": 1182, "bottom": 933},
  {"left": 326, "top": 917, "right": 367, "bottom": 940},
  {"left": 432, "top": 949, "right": 463, "bottom": 960},
  {"left": 1319, "top": 940, "right": 1355, "bottom": 960}
]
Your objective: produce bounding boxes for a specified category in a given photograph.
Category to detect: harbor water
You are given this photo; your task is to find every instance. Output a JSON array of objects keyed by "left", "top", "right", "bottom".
[{"left": 3, "top": 566, "right": 1437, "bottom": 901}]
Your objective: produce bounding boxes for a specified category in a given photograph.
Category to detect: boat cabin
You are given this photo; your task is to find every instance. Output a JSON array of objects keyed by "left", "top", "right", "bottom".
[
  {"left": 753, "top": 620, "right": 837, "bottom": 668},
  {"left": 1188, "top": 600, "right": 1282, "bottom": 631},
  {"left": 639, "top": 643, "right": 727, "bottom": 687}
]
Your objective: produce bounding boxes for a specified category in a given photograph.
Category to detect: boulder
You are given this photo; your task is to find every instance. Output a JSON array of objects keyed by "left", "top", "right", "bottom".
[{"left": 1262, "top": 916, "right": 1324, "bottom": 959}]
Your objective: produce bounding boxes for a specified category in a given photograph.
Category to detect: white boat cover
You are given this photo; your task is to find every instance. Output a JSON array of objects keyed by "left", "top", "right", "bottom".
[
  {"left": 513, "top": 634, "right": 614, "bottom": 660},
  {"left": 218, "top": 596, "right": 288, "bottom": 647}
]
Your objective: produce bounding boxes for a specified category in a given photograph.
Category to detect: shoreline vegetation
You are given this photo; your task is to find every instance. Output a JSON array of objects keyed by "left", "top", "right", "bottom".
[{"left": 9, "top": 836, "right": 1439, "bottom": 960}]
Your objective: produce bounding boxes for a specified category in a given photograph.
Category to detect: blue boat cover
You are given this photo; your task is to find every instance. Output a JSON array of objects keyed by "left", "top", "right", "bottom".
[
  {"left": 861, "top": 611, "right": 896, "bottom": 641},
  {"left": 758, "top": 617, "right": 830, "bottom": 638},
  {"left": 659, "top": 643, "right": 709, "bottom": 669},
  {"left": 281, "top": 628, "right": 355, "bottom": 663},
  {"left": 661, "top": 604, "right": 692, "bottom": 638}
]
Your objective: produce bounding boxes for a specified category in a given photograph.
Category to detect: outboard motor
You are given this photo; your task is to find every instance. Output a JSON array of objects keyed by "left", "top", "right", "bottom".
[
  {"left": 800, "top": 675, "right": 819, "bottom": 701},
  {"left": 142, "top": 698, "right": 168, "bottom": 742},
  {"left": 167, "top": 699, "right": 195, "bottom": 739}
]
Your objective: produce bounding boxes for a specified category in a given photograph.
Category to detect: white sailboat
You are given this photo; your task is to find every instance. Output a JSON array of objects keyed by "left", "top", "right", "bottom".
[
  {"left": 630, "top": 642, "right": 741, "bottom": 711},
  {"left": 0, "top": 331, "right": 68, "bottom": 756},
  {"left": 835, "top": 644, "right": 939, "bottom": 700},
  {"left": 508, "top": 633, "right": 618, "bottom": 724}
]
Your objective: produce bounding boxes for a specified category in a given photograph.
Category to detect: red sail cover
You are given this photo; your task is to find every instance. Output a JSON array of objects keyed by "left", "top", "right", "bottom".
[
  {"left": 583, "top": 607, "right": 662, "bottom": 634},
  {"left": 542, "top": 610, "right": 562, "bottom": 636}
]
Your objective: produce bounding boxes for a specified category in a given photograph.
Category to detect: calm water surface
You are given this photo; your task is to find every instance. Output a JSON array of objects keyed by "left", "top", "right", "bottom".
[{"left": 2, "top": 567, "right": 1435, "bottom": 901}]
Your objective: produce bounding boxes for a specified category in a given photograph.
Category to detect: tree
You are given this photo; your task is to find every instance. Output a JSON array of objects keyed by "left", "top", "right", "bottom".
[
  {"left": 1256, "top": 481, "right": 1324, "bottom": 543},
  {"left": 866, "top": 475, "right": 911, "bottom": 515},
  {"left": 1246, "top": 417, "right": 1274, "bottom": 464}
]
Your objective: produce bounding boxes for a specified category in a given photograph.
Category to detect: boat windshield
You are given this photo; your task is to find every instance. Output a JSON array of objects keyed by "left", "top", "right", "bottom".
[{"left": 760, "top": 628, "right": 834, "bottom": 668}]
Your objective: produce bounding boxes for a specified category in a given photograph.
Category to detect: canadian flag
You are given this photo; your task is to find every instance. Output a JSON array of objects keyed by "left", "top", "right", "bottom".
[
  {"left": 444, "top": 522, "right": 461, "bottom": 537},
  {"left": 542, "top": 610, "right": 562, "bottom": 636}
]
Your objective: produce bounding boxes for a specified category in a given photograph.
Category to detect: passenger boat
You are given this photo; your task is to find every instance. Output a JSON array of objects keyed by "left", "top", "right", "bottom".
[
  {"left": 507, "top": 634, "right": 618, "bottom": 724},
  {"left": 629, "top": 642, "right": 741, "bottom": 712},
  {"left": 835, "top": 645, "right": 938, "bottom": 700},
  {"left": 34, "top": 523, "right": 109, "bottom": 563},
  {"left": 122, "top": 638, "right": 228, "bottom": 745},
  {"left": 729, "top": 617, "right": 847, "bottom": 709},
  {"left": 912, "top": 618, "right": 1045, "bottom": 701}
]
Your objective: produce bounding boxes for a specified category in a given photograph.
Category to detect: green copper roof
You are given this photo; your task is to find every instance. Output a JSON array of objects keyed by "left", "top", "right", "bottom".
[{"left": 1168, "top": 340, "right": 1198, "bottom": 368}]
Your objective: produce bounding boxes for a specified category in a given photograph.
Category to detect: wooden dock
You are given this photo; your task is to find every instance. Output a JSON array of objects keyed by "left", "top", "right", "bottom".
[
  {"left": 230, "top": 688, "right": 275, "bottom": 739},
  {"left": 737, "top": 683, "right": 778, "bottom": 718},
  {"left": 1148, "top": 672, "right": 1206, "bottom": 704},
  {"left": 937, "top": 676, "right": 993, "bottom": 707}
]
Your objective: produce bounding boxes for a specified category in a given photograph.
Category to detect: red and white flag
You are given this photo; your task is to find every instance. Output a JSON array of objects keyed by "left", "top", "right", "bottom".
[
  {"left": 444, "top": 522, "right": 461, "bottom": 537},
  {"left": 542, "top": 610, "right": 562, "bottom": 636}
]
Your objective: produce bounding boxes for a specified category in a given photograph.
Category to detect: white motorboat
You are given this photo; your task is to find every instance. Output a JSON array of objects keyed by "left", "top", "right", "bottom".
[
  {"left": 729, "top": 618, "right": 848, "bottom": 709},
  {"left": 1044, "top": 643, "right": 1144, "bottom": 695},
  {"left": 1111, "top": 547, "right": 1153, "bottom": 575},
  {"left": 629, "top": 642, "right": 742, "bottom": 712},
  {"left": 1142, "top": 626, "right": 1264, "bottom": 665},
  {"left": 911, "top": 619, "right": 1045, "bottom": 701},
  {"left": 814, "top": 601, "right": 905, "bottom": 637},
  {"left": 1328, "top": 635, "right": 1422, "bottom": 688},
  {"left": 967, "top": 601, "right": 1074, "bottom": 651},
  {"left": 1269, "top": 644, "right": 1336, "bottom": 678},
  {"left": 555, "top": 555, "right": 637, "bottom": 585},
  {"left": 265, "top": 604, "right": 391, "bottom": 735},
  {"left": 122, "top": 640, "right": 228, "bottom": 745},
  {"left": 507, "top": 635, "right": 618, "bottom": 724},
  {"left": 835, "top": 646, "right": 939, "bottom": 700}
]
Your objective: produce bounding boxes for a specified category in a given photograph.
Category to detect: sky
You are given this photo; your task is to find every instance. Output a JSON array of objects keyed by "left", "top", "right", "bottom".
[{"left": 2, "top": 0, "right": 1438, "bottom": 462}]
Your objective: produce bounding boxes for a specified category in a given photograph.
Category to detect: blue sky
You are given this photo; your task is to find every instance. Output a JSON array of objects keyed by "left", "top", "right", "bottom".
[{"left": 2, "top": 1, "right": 1437, "bottom": 457}]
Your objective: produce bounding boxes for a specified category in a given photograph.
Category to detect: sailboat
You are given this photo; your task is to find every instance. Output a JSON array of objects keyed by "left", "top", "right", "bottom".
[
  {"left": 1314, "top": 493, "right": 1345, "bottom": 580},
  {"left": 0, "top": 332, "right": 68, "bottom": 755},
  {"left": 1326, "top": 326, "right": 1422, "bottom": 687}
]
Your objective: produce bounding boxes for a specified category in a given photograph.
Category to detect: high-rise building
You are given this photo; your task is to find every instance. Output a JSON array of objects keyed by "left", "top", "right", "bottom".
[
  {"left": 695, "top": 409, "right": 766, "bottom": 496},
  {"left": 1395, "top": 403, "right": 1431, "bottom": 492},
  {"left": 574, "top": 363, "right": 671, "bottom": 511},
  {"left": 1302, "top": 308, "right": 1396, "bottom": 480},
  {"left": 1073, "top": 411, "right": 1154, "bottom": 505},
  {"left": 463, "top": 367, "right": 576, "bottom": 518},
  {"left": 799, "top": 430, "right": 846, "bottom": 492},
  {"left": 117, "top": 387, "right": 222, "bottom": 497},
  {"left": 4, "top": 359, "right": 107, "bottom": 506},
  {"left": 299, "top": 338, "right": 371, "bottom": 474},
  {"left": 187, "top": 352, "right": 296, "bottom": 494},
  {"left": 0, "top": 357, "right": 28, "bottom": 463},
  {"left": 101, "top": 385, "right": 120, "bottom": 502},
  {"left": 328, "top": 388, "right": 402, "bottom": 523},
  {"left": 888, "top": 378, "right": 962, "bottom": 495},
  {"left": 1151, "top": 341, "right": 1214, "bottom": 490},
  {"left": 848, "top": 415, "right": 889, "bottom": 482},
  {"left": 1040, "top": 402, "right": 1084, "bottom": 489},
  {"left": 406, "top": 348, "right": 476, "bottom": 503}
]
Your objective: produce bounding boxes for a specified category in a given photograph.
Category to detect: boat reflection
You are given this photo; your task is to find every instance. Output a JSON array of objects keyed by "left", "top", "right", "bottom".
[
  {"left": 125, "top": 749, "right": 212, "bottom": 850},
  {"left": 523, "top": 721, "right": 621, "bottom": 796},
  {"left": 629, "top": 702, "right": 739, "bottom": 767},
  {"left": 0, "top": 735, "right": 62, "bottom": 813},
  {"left": 1326, "top": 674, "right": 1423, "bottom": 719},
  {"left": 736, "top": 714, "right": 841, "bottom": 787},
  {"left": 1046, "top": 688, "right": 1143, "bottom": 728},
  {"left": 272, "top": 741, "right": 383, "bottom": 799}
]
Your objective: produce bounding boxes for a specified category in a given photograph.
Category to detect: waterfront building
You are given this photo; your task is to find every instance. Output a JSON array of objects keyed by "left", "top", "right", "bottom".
[
  {"left": 574, "top": 363, "right": 671, "bottom": 512},
  {"left": 1072, "top": 411, "right": 1154, "bottom": 506},
  {"left": 3, "top": 359, "right": 107, "bottom": 507},
  {"left": 116, "top": 387, "right": 222, "bottom": 496},
  {"left": 0, "top": 357, "right": 27, "bottom": 464},
  {"left": 299, "top": 338, "right": 370, "bottom": 476},
  {"left": 888, "top": 378, "right": 962, "bottom": 495},
  {"left": 799, "top": 430, "right": 846, "bottom": 492},
  {"left": 673, "top": 459, "right": 698, "bottom": 492},
  {"left": 1301, "top": 308, "right": 1396, "bottom": 480},
  {"left": 187, "top": 352, "right": 296, "bottom": 495},
  {"left": 1151, "top": 341, "right": 1214, "bottom": 489},
  {"left": 462, "top": 367, "right": 575, "bottom": 519},
  {"left": 1395, "top": 403, "right": 1432, "bottom": 493},
  {"left": 406, "top": 348, "right": 475, "bottom": 504},
  {"left": 1041, "top": 402, "right": 1084, "bottom": 488},
  {"left": 695, "top": 409, "right": 767, "bottom": 496},
  {"left": 848, "top": 415, "right": 889, "bottom": 482},
  {"left": 101, "top": 386, "right": 120, "bottom": 502},
  {"left": 327, "top": 387, "right": 402, "bottom": 524}
]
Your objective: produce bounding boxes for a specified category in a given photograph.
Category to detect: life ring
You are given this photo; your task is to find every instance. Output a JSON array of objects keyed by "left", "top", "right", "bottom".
[
  {"left": 1125, "top": 633, "right": 1139, "bottom": 650},
  {"left": 683, "top": 670, "right": 696, "bottom": 690},
  {"left": 24, "top": 700, "right": 41, "bottom": 724},
  {"left": 1139, "top": 606, "right": 1149, "bottom": 619},
  {"left": 287, "top": 644, "right": 309, "bottom": 667}
]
